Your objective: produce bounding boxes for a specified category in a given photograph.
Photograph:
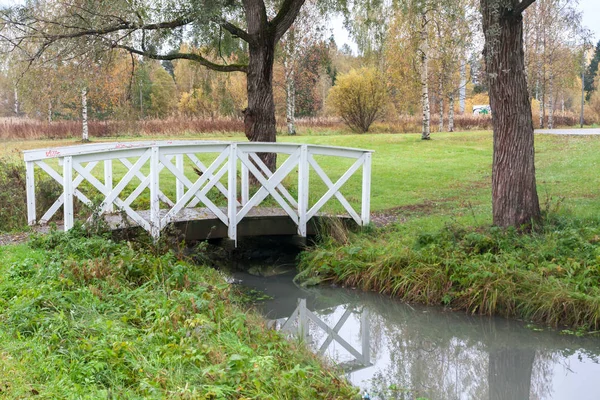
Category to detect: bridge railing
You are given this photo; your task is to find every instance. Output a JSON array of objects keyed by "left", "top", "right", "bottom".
[{"left": 23, "top": 140, "right": 373, "bottom": 241}]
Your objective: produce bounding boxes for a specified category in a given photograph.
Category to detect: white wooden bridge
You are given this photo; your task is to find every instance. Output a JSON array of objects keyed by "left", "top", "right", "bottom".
[{"left": 24, "top": 140, "right": 372, "bottom": 243}]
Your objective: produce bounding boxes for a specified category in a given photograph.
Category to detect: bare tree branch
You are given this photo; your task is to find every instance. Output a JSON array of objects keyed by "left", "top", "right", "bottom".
[{"left": 216, "top": 18, "right": 254, "bottom": 43}]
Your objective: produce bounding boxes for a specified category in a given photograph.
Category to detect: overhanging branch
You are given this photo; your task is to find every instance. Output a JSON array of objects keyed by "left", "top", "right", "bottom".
[
  {"left": 216, "top": 18, "right": 253, "bottom": 43},
  {"left": 114, "top": 44, "right": 248, "bottom": 73}
]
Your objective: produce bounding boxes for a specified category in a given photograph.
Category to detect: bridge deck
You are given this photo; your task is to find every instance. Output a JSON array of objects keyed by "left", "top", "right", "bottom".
[{"left": 35, "top": 207, "right": 354, "bottom": 241}]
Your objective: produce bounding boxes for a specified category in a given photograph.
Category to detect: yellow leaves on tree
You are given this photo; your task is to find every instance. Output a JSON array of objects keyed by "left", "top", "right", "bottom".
[{"left": 327, "top": 67, "right": 388, "bottom": 133}]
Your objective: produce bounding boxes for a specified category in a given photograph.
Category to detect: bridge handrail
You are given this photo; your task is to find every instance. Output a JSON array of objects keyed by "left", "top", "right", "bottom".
[
  {"left": 24, "top": 140, "right": 373, "bottom": 243},
  {"left": 23, "top": 141, "right": 373, "bottom": 161}
]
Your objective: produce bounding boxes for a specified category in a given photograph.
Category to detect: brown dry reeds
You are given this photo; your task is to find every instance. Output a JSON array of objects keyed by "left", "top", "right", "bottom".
[
  {"left": 1, "top": 112, "right": 591, "bottom": 141},
  {"left": 0, "top": 118, "right": 246, "bottom": 140}
]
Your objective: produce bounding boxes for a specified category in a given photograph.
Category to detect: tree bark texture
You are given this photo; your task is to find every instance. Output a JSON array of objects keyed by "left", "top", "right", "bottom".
[
  {"left": 419, "top": 13, "right": 431, "bottom": 140},
  {"left": 481, "top": 0, "right": 541, "bottom": 228},
  {"left": 243, "top": 0, "right": 280, "bottom": 172}
]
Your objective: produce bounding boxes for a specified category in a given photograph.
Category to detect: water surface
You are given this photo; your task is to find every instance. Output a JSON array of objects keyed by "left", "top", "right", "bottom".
[{"left": 234, "top": 270, "right": 600, "bottom": 400}]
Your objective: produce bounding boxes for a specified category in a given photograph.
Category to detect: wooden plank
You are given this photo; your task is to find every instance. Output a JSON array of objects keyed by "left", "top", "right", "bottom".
[
  {"left": 104, "top": 159, "right": 114, "bottom": 212},
  {"left": 361, "top": 152, "right": 372, "bottom": 225},
  {"left": 249, "top": 152, "right": 298, "bottom": 208},
  {"left": 297, "top": 145, "right": 309, "bottom": 237},
  {"left": 26, "top": 161, "right": 36, "bottom": 225},
  {"left": 63, "top": 157, "right": 74, "bottom": 231},
  {"left": 150, "top": 146, "right": 160, "bottom": 238},
  {"left": 228, "top": 144, "right": 237, "bottom": 243},
  {"left": 160, "top": 150, "right": 230, "bottom": 226},
  {"left": 236, "top": 148, "right": 300, "bottom": 223},
  {"left": 307, "top": 154, "right": 363, "bottom": 224}
]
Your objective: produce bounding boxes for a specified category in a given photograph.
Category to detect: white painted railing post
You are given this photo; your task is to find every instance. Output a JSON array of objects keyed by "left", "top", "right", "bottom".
[
  {"left": 149, "top": 146, "right": 160, "bottom": 239},
  {"left": 63, "top": 156, "right": 74, "bottom": 231},
  {"left": 241, "top": 152, "right": 249, "bottom": 206},
  {"left": 228, "top": 144, "right": 237, "bottom": 244},
  {"left": 175, "top": 154, "right": 184, "bottom": 202},
  {"left": 104, "top": 159, "right": 113, "bottom": 212},
  {"left": 297, "top": 145, "right": 309, "bottom": 237},
  {"left": 26, "top": 161, "right": 36, "bottom": 225},
  {"left": 361, "top": 152, "right": 372, "bottom": 225}
]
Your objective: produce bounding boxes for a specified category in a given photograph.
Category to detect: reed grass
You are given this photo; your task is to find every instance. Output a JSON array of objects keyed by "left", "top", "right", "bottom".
[{"left": 297, "top": 216, "right": 600, "bottom": 331}]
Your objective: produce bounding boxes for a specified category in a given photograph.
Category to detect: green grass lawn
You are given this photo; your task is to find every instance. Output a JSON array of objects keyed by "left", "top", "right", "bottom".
[
  {"left": 0, "top": 229, "right": 357, "bottom": 398},
  {"left": 2, "top": 130, "right": 598, "bottom": 232}
]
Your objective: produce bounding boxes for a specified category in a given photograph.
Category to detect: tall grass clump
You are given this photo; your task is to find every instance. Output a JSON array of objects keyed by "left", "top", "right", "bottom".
[
  {"left": 0, "top": 156, "right": 62, "bottom": 232},
  {"left": 298, "top": 215, "right": 600, "bottom": 331},
  {"left": 0, "top": 228, "right": 357, "bottom": 398}
]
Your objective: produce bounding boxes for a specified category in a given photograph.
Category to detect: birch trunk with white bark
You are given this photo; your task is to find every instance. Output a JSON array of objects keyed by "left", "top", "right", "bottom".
[
  {"left": 284, "top": 60, "right": 296, "bottom": 135},
  {"left": 438, "top": 75, "right": 444, "bottom": 132},
  {"left": 548, "top": 72, "right": 554, "bottom": 129},
  {"left": 14, "top": 87, "right": 19, "bottom": 116},
  {"left": 82, "top": 87, "right": 89, "bottom": 142},
  {"left": 459, "top": 59, "right": 466, "bottom": 114},
  {"left": 448, "top": 93, "right": 455, "bottom": 132},
  {"left": 419, "top": 13, "right": 431, "bottom": 140}
]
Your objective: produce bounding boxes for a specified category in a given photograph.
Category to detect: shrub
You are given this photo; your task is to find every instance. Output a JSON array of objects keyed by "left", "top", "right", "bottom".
[{"left": 327, "top": 67, "right": 388, "bottom": 133}]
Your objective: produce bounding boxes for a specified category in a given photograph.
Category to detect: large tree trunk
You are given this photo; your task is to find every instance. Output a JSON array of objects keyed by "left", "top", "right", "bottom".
[
  {"left": 244, "top": 0, "right": 278, "bottom": 172},
  {"left": 419, "top": 13, "right": 431, "bottom": 140},
  {"left": 481, "top": 0, "right": 541, "bottom": 228}
]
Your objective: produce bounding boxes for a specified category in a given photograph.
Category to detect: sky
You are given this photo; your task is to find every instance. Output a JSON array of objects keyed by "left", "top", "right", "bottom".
[{"left": 0, "top": 0, "right": 599, "bottom": 47}]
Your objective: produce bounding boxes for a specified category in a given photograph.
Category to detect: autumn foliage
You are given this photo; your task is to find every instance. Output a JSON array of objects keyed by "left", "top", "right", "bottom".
[{"left": 327, "top": 68, "right": 388, "bottom": 133}]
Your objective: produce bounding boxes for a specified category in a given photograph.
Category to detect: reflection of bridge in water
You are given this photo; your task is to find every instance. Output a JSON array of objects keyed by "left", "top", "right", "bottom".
[
  {"left": 242, "top": 271, "right": 600, "bottom": 400},
  {"left": 269, "top": 299, "right": 372, "bottom": 373},
  {"left": 23, "top": 141, "right": 372, "bottom": 244}
]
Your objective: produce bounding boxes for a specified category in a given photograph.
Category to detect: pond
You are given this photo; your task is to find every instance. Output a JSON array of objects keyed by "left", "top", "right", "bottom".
[{"left": 233, "top": 269, "right": 600, "bottom": 400}]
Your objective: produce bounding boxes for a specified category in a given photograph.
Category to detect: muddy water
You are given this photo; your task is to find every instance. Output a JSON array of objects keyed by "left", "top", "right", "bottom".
[{"left": 233, "top": 270, "right": 600, "bottom": 400}]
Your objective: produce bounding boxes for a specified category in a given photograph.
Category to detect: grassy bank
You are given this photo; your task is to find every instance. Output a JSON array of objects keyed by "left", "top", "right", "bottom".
[
  {"left": 0, "top": 228, "right": 357, "bottom": 398},
  {"left": 298, "top": 216, "right": 600, "bottom": 331}
]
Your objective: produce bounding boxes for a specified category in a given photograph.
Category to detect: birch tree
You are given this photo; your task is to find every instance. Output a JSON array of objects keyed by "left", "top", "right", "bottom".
[
  {"left": 279, "top": 0, "right": 324, "bottom": 135},
  {"left": 523, "top": 0, "right": 582, "bottom": 128}
]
